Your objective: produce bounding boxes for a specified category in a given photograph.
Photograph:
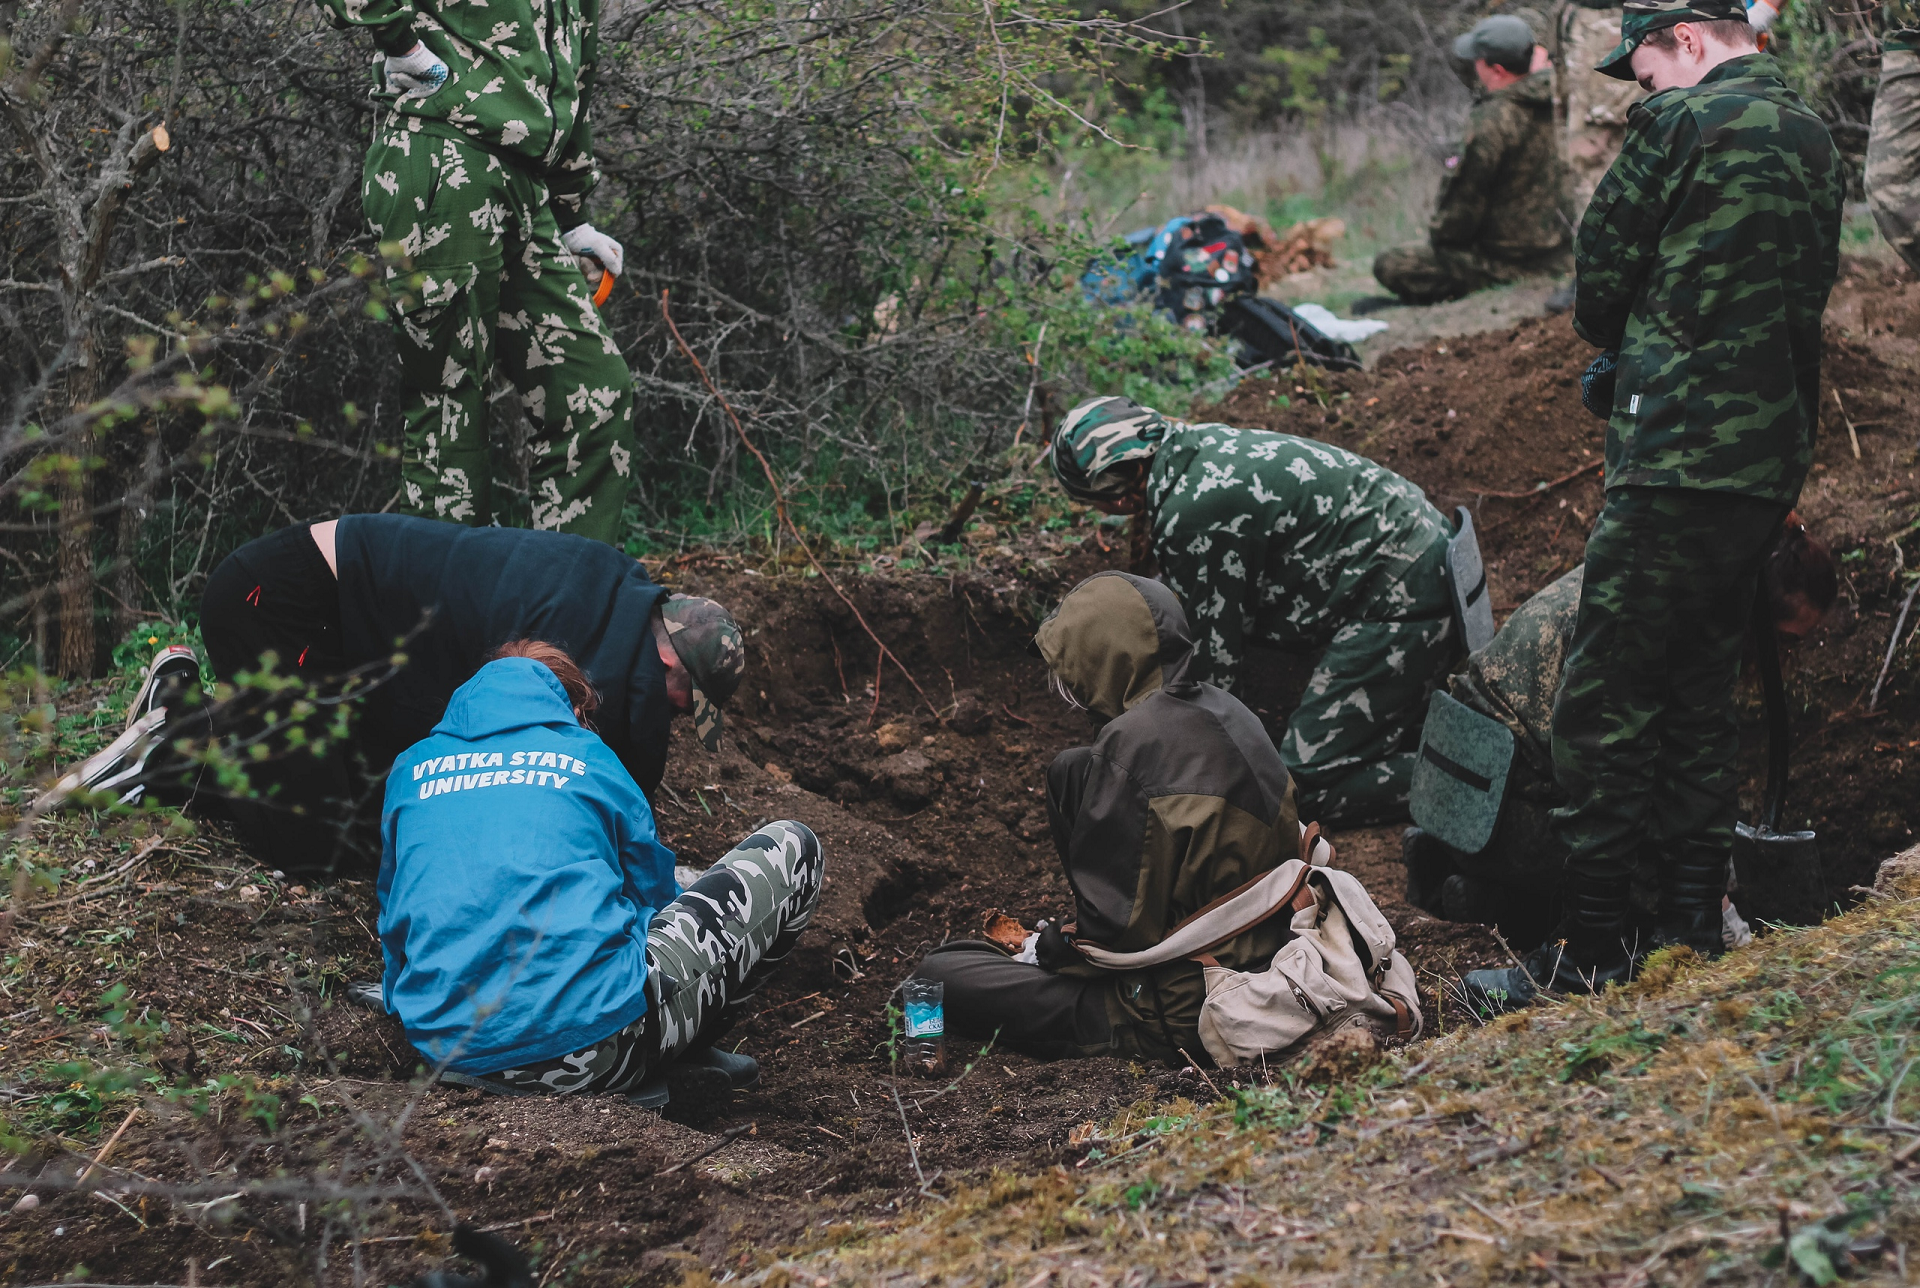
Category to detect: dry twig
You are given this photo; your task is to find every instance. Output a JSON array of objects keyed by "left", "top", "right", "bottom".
[{"left": 661, "top": 290, "right": 940, "bottom": 723}]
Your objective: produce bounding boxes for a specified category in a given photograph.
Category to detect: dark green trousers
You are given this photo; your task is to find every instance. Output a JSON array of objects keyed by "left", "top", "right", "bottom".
[{"left": 1549, "top": 486, "right": 1787, "bottom": 940}]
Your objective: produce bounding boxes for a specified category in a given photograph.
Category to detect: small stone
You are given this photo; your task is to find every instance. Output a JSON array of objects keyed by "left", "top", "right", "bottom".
[
  {"left": 11, "top": 1193, "right": 39, "bottom": 1213},
  {"left": 473, "top": 1166, "right": 498, "bottom": 1183}
]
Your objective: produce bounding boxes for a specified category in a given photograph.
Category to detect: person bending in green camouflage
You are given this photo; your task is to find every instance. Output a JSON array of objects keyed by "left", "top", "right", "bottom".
[
  {"left": 1374, "top": 15, "right": 1573, "bottom": 304},
  {"left": 1462, "top": 0, "right": 1841, "bottom": 1013},
  {"left": 1050, "top": 397, "right": 1458, "bottom": 824},
  {"left": 318, "top": 0, "right": 636, "bottom": 544}
]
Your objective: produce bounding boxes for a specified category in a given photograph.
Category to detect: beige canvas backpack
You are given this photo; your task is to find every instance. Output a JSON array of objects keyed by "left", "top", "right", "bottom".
[{"left": 1074, "top": 831, "right": 1422, "bottom": 1068}]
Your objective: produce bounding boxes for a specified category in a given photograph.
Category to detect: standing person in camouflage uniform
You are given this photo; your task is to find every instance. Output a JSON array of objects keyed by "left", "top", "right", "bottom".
[
  {"left": 1462, "top": 0, "right": 1841, "bottom": 1012},
  {"left": 1866, "top": 0, "right": 1920, "bottom": 273},
  {"left": 1049, "top": 398, "right": 1457, "bottom": 824},
  {"left": 1374, "top": 16, "right": 1573, "bottom": 303},
  {"left": 318, "top": 0, "right": 637, "bottom": 544}
]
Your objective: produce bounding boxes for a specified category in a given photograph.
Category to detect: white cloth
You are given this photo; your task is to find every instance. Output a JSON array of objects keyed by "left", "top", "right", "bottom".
[{"left": 1292, "top": 302, "right": 1389, "bottom": 343}]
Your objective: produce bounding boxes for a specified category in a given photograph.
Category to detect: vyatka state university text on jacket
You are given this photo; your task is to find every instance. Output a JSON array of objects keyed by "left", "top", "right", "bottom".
[{"left": 377, "top": 657, "right": 677, "bottom": 1073}]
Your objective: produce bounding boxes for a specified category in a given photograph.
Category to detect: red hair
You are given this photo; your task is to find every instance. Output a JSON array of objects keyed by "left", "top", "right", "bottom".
[{"left": 488, "top": 640, "right": 601, "bottom": 729}]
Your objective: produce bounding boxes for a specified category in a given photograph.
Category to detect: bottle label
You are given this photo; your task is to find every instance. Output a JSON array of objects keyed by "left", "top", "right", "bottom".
[{"left": 903, "top": 1002, "right": 944, "bottom": 1039}]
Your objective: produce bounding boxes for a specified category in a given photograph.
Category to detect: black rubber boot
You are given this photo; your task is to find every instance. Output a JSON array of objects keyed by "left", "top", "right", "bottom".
[
  {"left": 1658, "top": 852, "right": 1732, "bottom": 957},
  {"left": 1403, "top": 827, "right": 1458, "bottom": 917},
  {"left": 665, "top": 1046, "right": 760, "bottom": 1097},
  {"left": 1440, "top": 874, "right": 1497, "bottom": 926}
]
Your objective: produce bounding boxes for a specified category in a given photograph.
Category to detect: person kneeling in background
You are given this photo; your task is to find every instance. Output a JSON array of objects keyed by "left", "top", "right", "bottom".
[
  {"left": 372, "top": 640, "right": 823, "bottom": 1105},
  {"left": 912, "top": 572, "right": 1303, "bottom": 1063}
]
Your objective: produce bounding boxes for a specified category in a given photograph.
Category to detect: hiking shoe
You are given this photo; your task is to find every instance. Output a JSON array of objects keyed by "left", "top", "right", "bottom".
[
  {"left": 127, "top": 645, "right": 201, "bottom": 730},
  {"left": 345, "top": 980, "right": 387, "bottom": 1012},
  {"left": 667, "top": 1046, "right": 761, "bottom": 1095},
  {"left": 625, "top": 1081, "right": 671, "bottom": 1110},
  {"left": 1459, "top": 938, "right": 1635, "bottom": 1018}
]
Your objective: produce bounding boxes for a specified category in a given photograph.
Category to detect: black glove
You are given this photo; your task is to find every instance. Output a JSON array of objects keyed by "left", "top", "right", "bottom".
[
  {"left": 1580, "top": 349, "right": 1619, "bottom": 420},
  {"left": 1034, "top": 918, "right": 1077, "bottom": 971}
]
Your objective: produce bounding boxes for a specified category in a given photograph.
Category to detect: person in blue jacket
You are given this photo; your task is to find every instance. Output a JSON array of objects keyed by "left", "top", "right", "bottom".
[{"left": 376, "top": 640, "right": 823, "bottom": 1101}]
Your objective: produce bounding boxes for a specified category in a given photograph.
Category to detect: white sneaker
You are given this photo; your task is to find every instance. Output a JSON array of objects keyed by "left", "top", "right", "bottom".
[
  {"left": 126, "top": 645, "right": 200, "bottom": 730},
  {"left": 31, "top": 708, "right": 170, "bottom": 817}
]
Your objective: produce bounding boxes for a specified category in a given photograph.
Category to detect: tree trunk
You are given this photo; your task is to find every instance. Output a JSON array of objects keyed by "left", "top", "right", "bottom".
[
  {"left": 112, "top": 427, "right": 163, "bottom": 641},
  {"left": 57, "top": 335, "right": 98, "bottom": 678}
]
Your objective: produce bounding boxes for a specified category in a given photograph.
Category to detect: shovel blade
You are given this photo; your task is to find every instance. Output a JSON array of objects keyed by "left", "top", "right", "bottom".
[{"left": 1730, "top": 822, "right": 1827, "bottom": 927}]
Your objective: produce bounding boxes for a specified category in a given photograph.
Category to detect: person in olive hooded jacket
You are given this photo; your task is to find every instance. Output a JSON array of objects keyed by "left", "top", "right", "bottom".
[{"left": 913, "top": 571, "right": 1306, "bottom": 1063}]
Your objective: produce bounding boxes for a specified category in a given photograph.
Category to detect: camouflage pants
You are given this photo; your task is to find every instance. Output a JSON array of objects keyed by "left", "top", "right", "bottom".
[
  {"left": 486, "top": 821, "right": 825, "bottom": 1094},
  {"left": 1867, "top": 45, "right": 1920, "bottom": 277},
  {"left": 1372, "top": 243, "right": 1572, "bottom": 305},
  {"left": 1550, "top": 487, "right": 1785, "bottom": 931},
  {"left": 1286, "top": 612, "right": 1458, "bottom": 825},
  {"left": 362, "top": 123, "right": 636, "bottom": 544}
]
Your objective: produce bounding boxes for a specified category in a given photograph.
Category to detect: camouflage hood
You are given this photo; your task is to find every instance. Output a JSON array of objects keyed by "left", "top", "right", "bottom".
[{"left": 1034, "top": 572, "right": 1194, "bottom": 721}]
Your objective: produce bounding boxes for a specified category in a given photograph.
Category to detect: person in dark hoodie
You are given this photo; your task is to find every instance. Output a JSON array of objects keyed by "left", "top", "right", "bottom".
[
  {"left": 98, "top": 515, "right": 744, "bottom": 874},
  {"left": 911, "top": 572, "right": 1307, "bottom": 1063},
  {"left": 376, "top": 641, "right": 823, "bottom": 1103}
]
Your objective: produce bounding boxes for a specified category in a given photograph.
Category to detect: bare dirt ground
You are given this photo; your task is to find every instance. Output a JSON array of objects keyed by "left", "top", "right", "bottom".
[{"left": 3, "top": 259, "right": 1916, "bottom": 1286}]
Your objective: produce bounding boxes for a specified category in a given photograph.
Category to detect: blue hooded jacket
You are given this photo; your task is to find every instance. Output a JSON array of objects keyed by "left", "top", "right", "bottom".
[{"left": 377, "top": 657, "right": 677, "bottom": 1073}]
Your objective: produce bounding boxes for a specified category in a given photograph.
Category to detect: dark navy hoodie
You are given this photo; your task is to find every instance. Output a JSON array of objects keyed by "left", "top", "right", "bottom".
[
  {"left": 377, "top": 658, "right": 677, "bottom": 1073},
  {"left": 335, "top": 514, "right": 672, "bottom": 790}
]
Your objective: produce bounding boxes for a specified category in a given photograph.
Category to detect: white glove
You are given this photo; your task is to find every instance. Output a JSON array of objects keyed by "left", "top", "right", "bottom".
[
  {"left": 384, "top": 42, "right": 448, "bottom": 99},
  {"left": 1747, "top": 0, "right": 1781, "bottom": 32},
  {"left": 562, "top": 223, "right": 624, "bottom": 280}
]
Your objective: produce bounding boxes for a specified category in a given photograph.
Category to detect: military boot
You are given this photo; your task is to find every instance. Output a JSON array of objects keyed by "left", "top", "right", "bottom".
[{"left": 1656, "top": 849, "right": 1733, "bottom": 958}]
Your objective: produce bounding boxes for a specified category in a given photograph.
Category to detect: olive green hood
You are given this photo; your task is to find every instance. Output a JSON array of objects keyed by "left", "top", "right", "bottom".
[{"left": 1034, "top": 572, "right": 1194, "bottom": 721}]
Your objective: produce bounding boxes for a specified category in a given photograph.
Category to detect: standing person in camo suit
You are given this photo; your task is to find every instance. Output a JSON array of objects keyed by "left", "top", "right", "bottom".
[
  {"left": 1463, "top": 0, "right": 1841, "bottom": 1012},
  {"left": 1373, "top": 15, "right": 1573, "bottom": 303},
  {"left": 1866, "top": 0, "right": 1920, "bottom": 273},
  {"left": 318, "top": 0, "right": 636, "bottom": 543},
  {"left": 1049, "top": 398, "right": 1458, "bottom": 825}
]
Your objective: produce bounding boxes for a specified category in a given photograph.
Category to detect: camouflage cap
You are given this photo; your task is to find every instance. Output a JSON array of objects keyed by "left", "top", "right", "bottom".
[
  {"left": 1049, "top": 396, "right": 1175, "bottom": 502},
  {"left": 1452, "top": 15, "right": 1536, "bottom": 69},
  {"left": 660, "top": 595, "right": 744, "bottom": 752},
  {"left": 1595, "top": 0, "right": 1751, "bottom": 79}
]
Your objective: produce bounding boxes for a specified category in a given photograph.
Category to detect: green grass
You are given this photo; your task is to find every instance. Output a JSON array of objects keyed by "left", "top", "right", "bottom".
[{"left": 748, "top": 852, "right": 1920, "bottom": 1288}]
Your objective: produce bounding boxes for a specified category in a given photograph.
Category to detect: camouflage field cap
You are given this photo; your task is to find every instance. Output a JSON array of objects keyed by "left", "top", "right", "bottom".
[
  {"left": 1050, "top": 396, "right": 1174, "bottom": 502},
  {"left": 1596, "top": 0, "right": 1751, "bottom": 79},
  {"left": 1452, "top": 15, "right": 1536, "bottom": 69},
  {"left": 660, "top": 595, "right": 744, "bottom": 752}
]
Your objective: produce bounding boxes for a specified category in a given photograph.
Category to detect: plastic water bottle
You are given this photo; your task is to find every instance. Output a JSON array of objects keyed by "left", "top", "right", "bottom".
[{"left": 901, "top": 978, "right": 947, "bottom": 1076}]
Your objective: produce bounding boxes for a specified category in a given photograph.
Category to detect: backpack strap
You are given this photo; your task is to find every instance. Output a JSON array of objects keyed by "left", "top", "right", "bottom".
[
  {"left": 1075, "top": 860, "right": 1313, "bottom": 971},
  {"left": 1388, "top": 994, "right": 1414, "bottom": 1040}
]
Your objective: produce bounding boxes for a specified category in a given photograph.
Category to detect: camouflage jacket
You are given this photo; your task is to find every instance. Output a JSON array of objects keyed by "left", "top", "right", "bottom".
[
  {"left": 1432, "top": 70, "right": 1572, "bottom": 260},
  {"left": 318, "top": 0, "right": 601, "bottom": 225},
  {"left": 1146, "top": 425, "right": 1453, "bottom": 690},
  {"left": 1573, "top": 54, "right": 1841, "bottom": 504}
]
